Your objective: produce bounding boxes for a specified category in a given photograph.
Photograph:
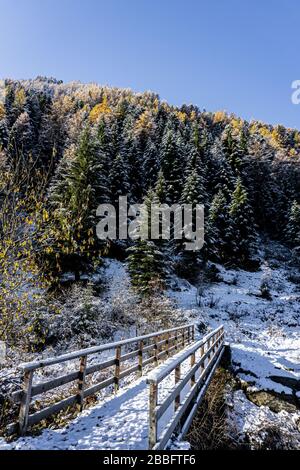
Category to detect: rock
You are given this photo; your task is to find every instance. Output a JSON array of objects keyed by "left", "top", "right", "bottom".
[{"left": 247, "top": 390, "right": 298, "bottom": 413}]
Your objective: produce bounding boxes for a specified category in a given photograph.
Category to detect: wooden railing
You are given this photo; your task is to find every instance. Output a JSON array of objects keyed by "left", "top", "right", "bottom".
[
  {"left": 9, "top": 323, "right": 195, "bottom": 436},
  {"left": 146, "top": 325, "right": 225, "bottom": 450}
]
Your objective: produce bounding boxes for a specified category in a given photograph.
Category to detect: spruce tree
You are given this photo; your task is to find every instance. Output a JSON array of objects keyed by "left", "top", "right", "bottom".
[
  {"left": 126, "top": 241, "right": 166, "bottom": 295},
  {"left": 285, "top": 200, "right": 300, "bottom": 246},
  {"left": 109, "top": 152, "right": 130, "bottom": 204},
  {"left": 160, "top": 128, "right": 183, "bottom": 203},
  {"left": 142, "top": 138, "right": 160, "bottom": 189},
  {"left": 207, "top": 190, "right": 229, "bottom": 261},
  {"left": 227, "top": 177, "right": 257, "bottom": 263},
  {"left": 46, "top": 126, "right": 104, "bottom": 280}
]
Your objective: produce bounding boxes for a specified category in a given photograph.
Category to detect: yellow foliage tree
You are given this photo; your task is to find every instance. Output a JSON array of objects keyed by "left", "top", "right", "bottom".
[
  {"left": 135, "top": 110, "right": 155, "bottom": 134},
  {"left": 0, "top": 102, "right": 5, "bottom": 119},
  {"left": 89, "top": 96, "right": 111, "bottom": 123},
  {"left": 14, "top": 88, "right": 26, "bottom": 110},
  {"left": 213, "top": 110, "right": 227, "bottom": 123}
]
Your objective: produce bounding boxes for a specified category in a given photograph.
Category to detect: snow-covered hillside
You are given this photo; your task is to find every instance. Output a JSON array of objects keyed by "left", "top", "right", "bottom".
[
  {"left": 168, "top": 244, "right": 300, "bottom": 448},
  {"left": 0, "top": 243, "right": 299, "bottom": 450}
]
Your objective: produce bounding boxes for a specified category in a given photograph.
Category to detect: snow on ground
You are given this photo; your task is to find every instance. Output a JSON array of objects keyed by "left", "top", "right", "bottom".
[
  {"left": 168, "top": 252, "right": 300, "bottom": 448},
  {"left": 1, "top": 250, "right": 299, "bottom": 449},
  {"left": 227, "top": 390, "right": 300, "bottom": 449},
  {"left": 170, "top": 261, "right": 300, "bottom": 396},
  {"left": 1, "top": 345, "right": 200, "bottom": 450}
]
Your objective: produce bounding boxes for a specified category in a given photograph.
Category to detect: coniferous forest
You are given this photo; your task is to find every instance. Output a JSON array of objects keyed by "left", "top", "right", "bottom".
[{"left": 1, "top": 77, "right": 300, "bottom": 349}]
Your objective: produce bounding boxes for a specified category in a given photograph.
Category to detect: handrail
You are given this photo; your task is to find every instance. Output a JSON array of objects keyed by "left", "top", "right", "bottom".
[
  {"left": 10, "top": 323, "right": 195, "bottom": 436},
  {"left": 146, "top": 325, "right": 225, "bottom": 450},
  {"left": 19, "top": 323, "right": 195, "bottom": 371},
  {"left": 147, "top": 325, "right": 223, "bottom": 385}
]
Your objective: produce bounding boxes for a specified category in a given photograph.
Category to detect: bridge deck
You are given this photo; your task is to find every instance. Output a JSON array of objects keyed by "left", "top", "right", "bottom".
[
  {"left": 9, "top": 327, "right": 224, "bottom": 450},
  {"left": 12, "top": 374, "right": 176, "bottom": 450}
]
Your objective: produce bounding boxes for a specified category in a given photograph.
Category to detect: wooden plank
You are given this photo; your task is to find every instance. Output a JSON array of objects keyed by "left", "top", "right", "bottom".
[
  {"left": 83, "top": 376, "right": 115, "bottom": 398},
  {"left": 191, "top": 352, "right": 196, "bottom": 387},
  {"left": 119, "top": 364, "right": 139, "bottom": 379},
  {"left": 152, "top": 340, "right": 224, "bottom": 421},
  {"left": 155, "top": 362, "right": 199, "bottom": 420},
  {"left": 149, "top": 382, "right": 158, "bottom": 449},
  {"left": 114, "top": 346, "right": 121, "bottom": 393},
  {"left": 120, "top": 349, "right": 139, "bottom": 362},
  {"left": 138, "top": 340, "right": 143, "bottom": 377},
  {"left": 85, "top": 357, "right": 115, "bottom": 376},
  {"left": 175, "top": 364, "right": 181, "bottom": 411},
  {"left": 77, "top": 355, "right": 87, "bottom": 411},
  {"left": 143, "top": 356, "right": 155, "bottom": 367},
  {"left": 20, "top": 324, "right": 195, "bottom": 372},
  {"left": 27, "top": 394, "right": 78, "bottom": 427},
  {"left": 18, "top": 370, "right": 33, "bottom": 435},
  {"left": 154, "top": 344, "right": 225, "bottom": 450},
  {"left": 31, "top": 371, "right": 79, "bottom": 397},
  {"left": 178, "top": 346, "right": 225, "bottom": 440}
]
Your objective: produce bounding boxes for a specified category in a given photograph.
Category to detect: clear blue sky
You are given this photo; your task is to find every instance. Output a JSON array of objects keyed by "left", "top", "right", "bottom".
[{"left": 1, "top": 0, "right": 299, "bottom": 129}]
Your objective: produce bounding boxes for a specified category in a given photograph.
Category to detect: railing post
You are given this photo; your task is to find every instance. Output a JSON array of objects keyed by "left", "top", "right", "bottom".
[
  {"left": 165, "top": 333, "right": 169, "bottom": 357},
  {"left": 175, "top": 364, "right": 181, "bottom": 410},
  {"left": 191, "top": 324, "right": 195, "bottom": 342},
  {"left": 154, "top": 336, "right": 158, "bottom": 366},
  {"left": 182, "top": 328, "right": 185, "bottom": 348},
  {"left": 187, "top": 326, "right": 191, "bottom": 344},
  {"left": 149, "top": 382, "right": 158, "bottom": 449},
  {"left": 175, "top": 331, "right": 178, "bottom": 351},
  {"left": 114, "top": 346, "right": 121, "bottom": 393},
  {"left": 207, "top": 338, "right": 211, "bottom": 362},
  {"left": 190, "top": 352, "right": 196, "bottom": 387},
  {"left": 200, "top": 344, "right": 205, "bottom": 375},
  {"left": 138, "top": 340, "right": 143, "bottom": 377},
  {"left": 19, "top": 369, "right": 34, "bottom": 435},
  {"left": 77, "top": 355, "right": 87, "bottom": 411}
]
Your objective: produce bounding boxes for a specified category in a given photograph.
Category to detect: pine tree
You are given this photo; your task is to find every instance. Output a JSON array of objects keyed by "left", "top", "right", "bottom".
[{"left": 285, "top": 200, "right": 300, "bottom": 246}]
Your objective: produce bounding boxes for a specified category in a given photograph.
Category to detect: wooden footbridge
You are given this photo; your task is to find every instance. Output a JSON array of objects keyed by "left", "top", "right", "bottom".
[{"left": 9, "top": 324, "right": 226, "bottom": 450}]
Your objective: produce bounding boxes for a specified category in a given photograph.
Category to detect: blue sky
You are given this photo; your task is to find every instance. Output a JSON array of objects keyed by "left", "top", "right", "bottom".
[{"left": 0, "top": 0, "right": 299, "bottom": 128}]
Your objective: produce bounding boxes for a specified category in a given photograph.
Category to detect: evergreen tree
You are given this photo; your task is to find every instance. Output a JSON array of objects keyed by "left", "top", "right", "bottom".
[
  {"left": 109, "top": 152, "right": 130, "bottom": 204},
  {"left": 227, "top": 177, "right": 257, "bottom": 263},
  {"left": 160, "top": 128, "right": 183, "bottom": 203},
  {"left": 46, "top": 126, "right": 104, "bottom": 279},
  {"left": 222, "top": 127, "right": 243, "bottom": 174},
  {"left": 142, "top": 138, "right": 160, "bottom": 188},
  {"left": 154, "top": 169, "right": 167, "bottom": 204},
  {"left": 126, "top": 240, "right": 166, "bottom": 295},
  {"left": 285, "top": 200, "right": 300, "bottom": 246},
  {"left": 207, "top": 190, "right": 229, "bottom": 261}
]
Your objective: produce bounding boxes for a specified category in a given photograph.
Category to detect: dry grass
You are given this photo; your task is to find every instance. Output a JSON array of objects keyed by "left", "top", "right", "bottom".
[{"left": 186, "top": 368, "right": 237, "bottom": 450}]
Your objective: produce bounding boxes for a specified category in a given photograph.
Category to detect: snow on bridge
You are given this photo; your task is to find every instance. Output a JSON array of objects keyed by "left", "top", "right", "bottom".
[{"left": 6, "top": 325, "right": 225, "bottom": 450}]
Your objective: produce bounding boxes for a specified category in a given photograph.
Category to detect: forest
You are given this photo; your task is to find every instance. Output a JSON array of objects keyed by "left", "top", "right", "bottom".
[{"left": 0, "top": 76, "right": 300, "bottom": 350}]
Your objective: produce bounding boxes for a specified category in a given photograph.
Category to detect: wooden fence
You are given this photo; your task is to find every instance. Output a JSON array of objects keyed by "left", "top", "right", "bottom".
[
  {"left": 146, "top": 325, "right": 225, "bottom": 450},
  {"left": 9, "top": 323, "right": 195, "bottom": 436}
]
